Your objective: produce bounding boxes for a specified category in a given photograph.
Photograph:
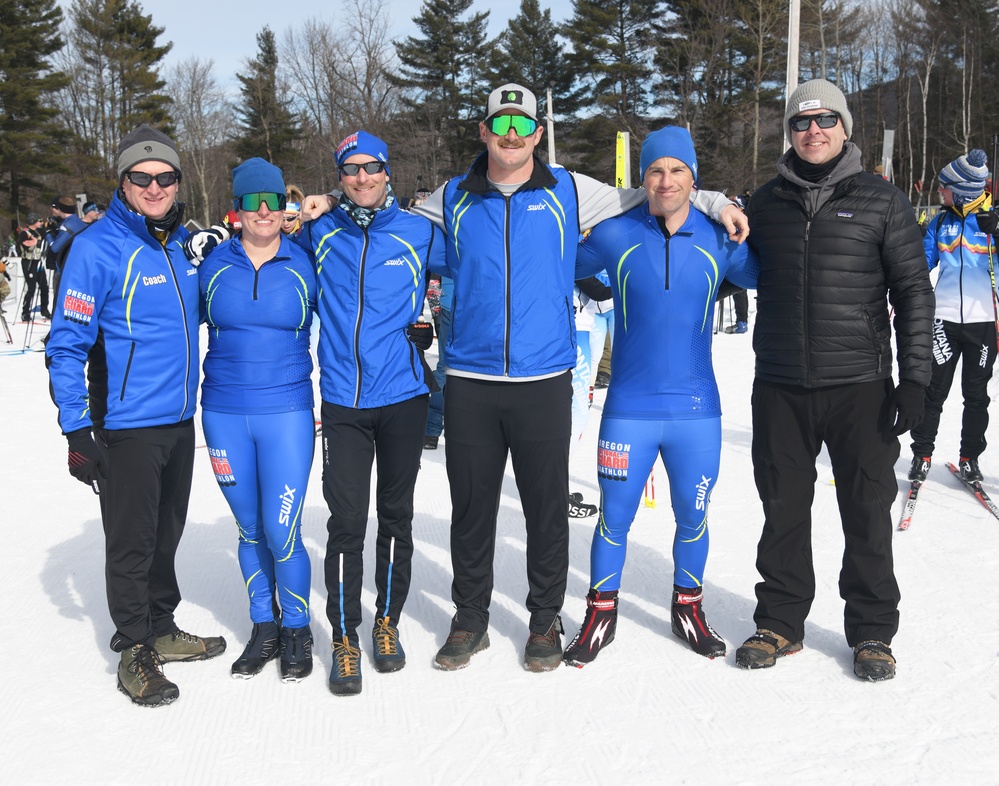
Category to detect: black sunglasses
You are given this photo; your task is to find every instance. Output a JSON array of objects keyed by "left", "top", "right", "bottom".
[
  {"left": 338, "top": 161, "right": 387, "bottom": 177},
  {"left": 788, "top": 112, "right": 840, "bottom": 133},
  {"left": 125, "top": 170, "right": 182, "bottom": 188}
]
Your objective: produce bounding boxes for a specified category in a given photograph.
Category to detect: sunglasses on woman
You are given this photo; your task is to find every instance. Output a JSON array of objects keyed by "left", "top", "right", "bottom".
[
  {"left": 788, "top": 112, "right": 840, "bottom": 133},
  {"left": 338, "top": 162, "right": 387, "bottom": 177},
  {"left": 233, "top": 192, "right": 288, "bottom": 212},
  {"left": 486, "top": 114, "right": 539, "bottom": 137},
  {"left": 124, "top": 171, "right": 182, "bottom": 188}
]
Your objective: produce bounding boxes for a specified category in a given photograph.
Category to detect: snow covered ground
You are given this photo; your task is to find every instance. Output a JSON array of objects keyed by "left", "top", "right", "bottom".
[{"left": 3, "top": 299, "right": 997, "bottom": 785}]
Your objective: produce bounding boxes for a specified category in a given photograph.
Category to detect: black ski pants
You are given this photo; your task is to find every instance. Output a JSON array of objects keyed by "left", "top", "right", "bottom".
[
  {"left": 751, "top": 379, "right": 901, "bottom": 647},
  {"left": 97, "top": 420, "right": 195, "bottom": 652},
  {"left": 443, "top": 373, "right": 571, "bottom": 635},
  {"left": 910, "top": 319, "right": 996, "bottom": 460},
  {"left": 321, "top": 395, "right": 427, "bottom": 640}
]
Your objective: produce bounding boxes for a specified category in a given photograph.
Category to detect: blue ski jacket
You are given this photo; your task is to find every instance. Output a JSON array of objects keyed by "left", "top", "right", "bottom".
[
  {"left": 47, "top": 192, "right": 199, "bottom": 432},
  {"left": 297, "top": 199, "right": 445, "bottom": 408}
]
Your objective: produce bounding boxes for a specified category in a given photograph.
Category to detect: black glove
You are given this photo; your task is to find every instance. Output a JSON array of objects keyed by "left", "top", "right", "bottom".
[
  {"left": 406, "top": 321, "right": 434, "bottom": 351},
  {"left": 977, "top": 210, "right": 999, "bottom": 236},
  {"left": 182, "top": 224, "right": 230, "bottom": 265},
  {"left": 67, "top": 428, "right": 105, "bottom": 494},
  {"left": 885, "top": 381, "right": 925, "bottom": 437}
]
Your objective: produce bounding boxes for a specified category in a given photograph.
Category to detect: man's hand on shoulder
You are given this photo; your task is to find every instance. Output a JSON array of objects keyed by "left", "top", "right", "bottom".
[
  {"left": 720, "top": 203, "right": 749, "bottom": 244},
  {"left": 302, "top": 193, "right": 339, "bottom": 221}
]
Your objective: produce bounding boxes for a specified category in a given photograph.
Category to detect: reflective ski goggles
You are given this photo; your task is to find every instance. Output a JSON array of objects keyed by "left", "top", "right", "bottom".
[
  {"left": 338, "top": 161, "right": 387, "bottom": 177},
  {"left": 788, "top": 112, "right": 840, "bottom": 133},
  {"left": 234, "top": 192, "right": 287, "bottom": 212},
  {"left": 486, "top": 114, "right": 538, "bottom": 137},
  {"left": 124, "top": 170, "right": 181, "bottom": 188}
]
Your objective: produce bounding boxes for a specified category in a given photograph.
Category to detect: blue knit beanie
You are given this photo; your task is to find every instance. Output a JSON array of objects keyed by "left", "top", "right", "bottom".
[
  {"left": 232, "top": 157, "right": 285, "bottom": 198},
  {"left": 335, "top": 131, "right": 390, "bottom": 178},
  {"left": 639, "top": 126, "right": 698, "bottom": 182},
  {"left": 939, "top": 149, "right": 988, "bottom": 205}
]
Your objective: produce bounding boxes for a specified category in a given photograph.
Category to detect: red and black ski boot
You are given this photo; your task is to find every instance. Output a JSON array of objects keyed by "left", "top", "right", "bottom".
[
  {"left": 563, "top": 588, "right": 618, "bottom": 668},
  {"left": 671, "top": 585, "right": 726, "bottom": 659}
]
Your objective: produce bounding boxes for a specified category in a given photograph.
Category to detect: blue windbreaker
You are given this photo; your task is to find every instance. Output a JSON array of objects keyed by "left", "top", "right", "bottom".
[
  {"left": 46, "top": 192, "right": 198, "bottom": 432},
  {"left": 432, "top": 153, "right": 581, "bottom": 378},
  {"left": 297, "top": 200, "right": 445, "bottom": 408}
]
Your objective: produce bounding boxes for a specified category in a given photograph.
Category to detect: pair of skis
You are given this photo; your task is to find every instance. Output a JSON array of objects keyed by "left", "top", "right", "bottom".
[{"left": 897, "top": 462, "right": 999, "bottom": 530}]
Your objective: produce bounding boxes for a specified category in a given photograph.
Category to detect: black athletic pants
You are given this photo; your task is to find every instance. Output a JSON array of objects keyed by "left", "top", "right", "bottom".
[
  {"left": 20, "top": 259, "right": 48, "bottom": 318},
  {"left": 751, "top": 379, "right": 901, "bottom": 647},
  {"left": 910, "top": 319, "right": 996, "bottom": 460},
  {"left": 443, "top": 373, "right": 571, "bottom": 635},
  {"left": 97, "top": 419, "right": 195, "bottom": 652},
  {"left": 321, "top": 395, "right": 427, "bottom": 640}
]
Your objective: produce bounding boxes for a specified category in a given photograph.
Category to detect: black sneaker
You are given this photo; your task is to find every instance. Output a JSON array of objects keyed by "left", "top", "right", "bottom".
[
  {"left": 118, "top": 644, "right": 179, "bottom": 707},
  {"left": 328, "top": 636, "right": 362, "bottom": 696},
  {"left": 671, "top": 586, "right": 726, "bottom": 659},
  {"left": 908, "top": 455, "right": 931, "bottom": 482},
  {"left": 231, "top": 621, "right": 280, "bottom": 679},
  {"left": 524, "top": 616, "right": 563, "bottom": 672},
  {"left": 423, "top": 435, "right": 439, "bottom": 450},
  {"left": 853, "top": 640, "right": 895, "bottom": 682},
  {"left": 959, "top": 456, "right": 983, "bottom": 483},
  {"left": 569, "top": 492, "right": 597, "bottom": 518},
  {"left": 735, "top": 628, "right": 803, "bottom": 669},
  {"left": 594, "top": 371, "right": 610, "bottom": 389},
  {"left": 434, "top": 625, "right": 490, "bottom": 671},
  {"left": 279, "top": 625, "right": 314, "bottom": 682},
  {"left": 372, "top": 617, "right": 406, "bottom": 673},
  {"left": 563, "top": 589, "right": 618, "bottom": 668}
]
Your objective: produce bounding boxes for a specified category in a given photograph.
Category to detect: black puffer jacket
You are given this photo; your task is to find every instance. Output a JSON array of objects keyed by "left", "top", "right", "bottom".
[{"left": 747, "top": 143, "right": 933, "bottom": 388}]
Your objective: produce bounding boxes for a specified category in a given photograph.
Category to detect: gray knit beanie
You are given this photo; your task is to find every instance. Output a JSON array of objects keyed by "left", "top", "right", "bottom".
[
  {"left": 116, "top": 124, "right": 181, "bottom": 180},
  {"left": 785, "top": 79, "right": 853, "bottom": 139}
]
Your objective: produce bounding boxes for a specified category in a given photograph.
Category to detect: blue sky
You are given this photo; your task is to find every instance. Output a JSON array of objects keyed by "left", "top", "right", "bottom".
[{"left": 59, "top": 0, "right": 578, "bottom": 91}]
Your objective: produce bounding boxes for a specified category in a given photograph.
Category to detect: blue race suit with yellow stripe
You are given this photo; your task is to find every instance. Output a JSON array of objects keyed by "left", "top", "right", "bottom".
[
  {"left": 576, "top": 203, "right": 757, "bottom": 591},
  {"left": 200, "top": 234, "right": 317, "bottom": 627}
]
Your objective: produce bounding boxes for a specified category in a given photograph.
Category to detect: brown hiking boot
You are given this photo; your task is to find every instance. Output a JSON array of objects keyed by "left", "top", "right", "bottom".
[
  {"left": 735, "top": 628, "right": 803, "bottom": 669},
  {"left": 853, "top": 640, "right": 896, "bottom": 682},
  {"left": 118, "top": 644, "right": 179, "bottom": 707},
  {"left": 154, "top": 629, "right": 227, "bottom": 662},
  {"left": 524, "top": 617, "right": 563, "bottom": 673},
  {"left": 434, "top": 626, "right": 490, "bottom": 671}
]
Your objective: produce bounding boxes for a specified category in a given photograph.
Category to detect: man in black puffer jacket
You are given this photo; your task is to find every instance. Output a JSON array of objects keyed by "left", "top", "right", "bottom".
[{"left": 735, "top": 79, "right": 933, "bottom": 683}]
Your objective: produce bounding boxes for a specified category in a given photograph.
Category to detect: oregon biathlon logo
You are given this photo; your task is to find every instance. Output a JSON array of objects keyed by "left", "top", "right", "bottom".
[
  {"left": 208, "top": 447, "right": 236, "bottom": 487},
  {"left": 598, "top": 439, "right": 630, "bottom": 481}
]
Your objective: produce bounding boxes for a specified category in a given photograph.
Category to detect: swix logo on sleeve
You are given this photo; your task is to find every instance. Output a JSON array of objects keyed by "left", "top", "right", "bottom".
[
  {"left": 279, "top": 485, "right": 297, "bottom": 526},
  {"left": 208, "top": 447, "right": 237, "bottom": 487},
  {"left": 62, "top": 288, "right": 96, "bottom": 325},
  {"left": 598, "top": 440, "right": 630, "bottom": 481}
]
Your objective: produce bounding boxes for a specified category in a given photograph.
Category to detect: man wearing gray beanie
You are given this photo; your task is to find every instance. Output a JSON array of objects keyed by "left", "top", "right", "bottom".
[
  {"left": 47, "top": 123, "right": 224, "bottom": 707},
  {"left": 735, "top": 78, "right": 933, "bottom": 683}
]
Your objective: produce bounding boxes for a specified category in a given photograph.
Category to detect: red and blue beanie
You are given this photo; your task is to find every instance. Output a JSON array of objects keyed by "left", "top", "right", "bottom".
[{"left": 335, "top": 131, "right": 390, "bottom": 178}]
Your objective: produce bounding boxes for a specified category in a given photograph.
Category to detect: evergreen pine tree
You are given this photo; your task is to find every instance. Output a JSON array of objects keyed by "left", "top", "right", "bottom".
[
  {"left": 233, "top": 27, "right": 301, "bottom": 166},
  {"left": 0, "top": 0, "right": 69, "bottom": 224}
]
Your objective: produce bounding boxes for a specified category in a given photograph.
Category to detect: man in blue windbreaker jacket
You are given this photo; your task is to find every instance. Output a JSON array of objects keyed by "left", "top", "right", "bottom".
[{"left": 47, "top": 125, "right": 225, "bottom": 708}]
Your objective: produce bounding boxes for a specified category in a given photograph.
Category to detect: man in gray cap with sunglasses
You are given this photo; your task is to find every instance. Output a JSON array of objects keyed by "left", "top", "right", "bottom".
[
  {"left": 735, "top": 79, "right": 933, "bottom": 682},
  {"left": 47, "top": 124, "right": 225, "bottom": 707},
  {"left": 407, "top": 83, "right": 749, "bottom": 674}
]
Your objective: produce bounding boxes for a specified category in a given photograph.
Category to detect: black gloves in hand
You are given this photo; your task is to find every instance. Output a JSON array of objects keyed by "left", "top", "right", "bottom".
[
  {"left": 67, "top": 428, "right": 104, "bottom": 493},
  {"left": 977, "top": 210, "right": 999, "bottom": 236},
  {"left": 406, "top": 321, "right": 434, "bottom": 351},
  {"left": 886, "top": 380, "right": 926, "bottom": 437},
  {"left": 182, "top": 224, "right": 230, "bottom": 264}
]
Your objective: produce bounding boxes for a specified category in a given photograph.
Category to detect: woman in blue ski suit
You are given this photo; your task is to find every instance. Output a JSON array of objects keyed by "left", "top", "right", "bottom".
[
  {"left": 200, "top": 159, "right": 318, "bottom": 682},
  {"left": 563, "top": 127, "right": 757, "bottom": 667}
]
